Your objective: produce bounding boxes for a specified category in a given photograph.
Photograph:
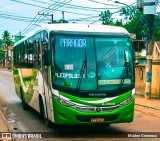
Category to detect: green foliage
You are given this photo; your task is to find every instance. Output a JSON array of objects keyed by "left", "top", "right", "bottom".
[
  {"left": 53, "top": 20, "right": 69, "bottom": 23},
  {"left": 153, "top": 15, "right": 160, "bottom": 40},
  {"left": 99, "top": 6, "right": 160, "bottom": 41},
  {"left": 0, "top": 49, "right": 5, "bottom": 60},
  {"left": 2, "top": 30, "right": 13, "bottom": 47},
  {"left": 99, "top": 10, "right": 113, "bottom": 25}
]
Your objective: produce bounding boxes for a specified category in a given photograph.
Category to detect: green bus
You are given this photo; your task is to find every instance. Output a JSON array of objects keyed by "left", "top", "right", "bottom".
[{"left": 13, "top": 23, "right": 135, "bottom": 127}]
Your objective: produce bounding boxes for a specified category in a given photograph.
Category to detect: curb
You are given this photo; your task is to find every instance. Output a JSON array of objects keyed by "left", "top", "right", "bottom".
[
  {"left": 0, "top": 109, "right": 13, "bottom": 132},
  {"left": 135, "top": 103, "right": 160, "bottom": 111},
  {"left": 135, "top": 105, "right": 160, "bottom": 119}
]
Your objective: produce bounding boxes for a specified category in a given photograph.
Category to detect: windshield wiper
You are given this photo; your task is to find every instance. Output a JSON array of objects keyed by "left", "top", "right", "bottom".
[
  {"left": 119, "top": 61, "right": 129, "bottom": 89},
  {"left": 118, "top": 49, "right": 129, "bottom": 89},
  {"left": 75, "top": 45, "right": 87, "bottom": 94},
  {"left": 75, "top": 59, "right": 87, "bottom": 94}
]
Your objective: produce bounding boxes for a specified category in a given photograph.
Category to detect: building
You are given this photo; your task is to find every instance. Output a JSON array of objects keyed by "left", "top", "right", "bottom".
[
  {"left": 134, "top": 40, "right": 146, "bottom": 96},
  {"left": 134, "top": 40, "right": 160, "bottom": 98},
  {"left": 151, "top": 42, "right": 160, "bottom": 98}
]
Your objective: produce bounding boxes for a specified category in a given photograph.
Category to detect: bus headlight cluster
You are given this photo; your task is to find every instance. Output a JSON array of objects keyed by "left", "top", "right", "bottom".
[
  {"left": 54, "top": 95, "right": 75, "bottom": 106},
  {"left": 120, "top": 95, "right": 134, "bottom": 106}
]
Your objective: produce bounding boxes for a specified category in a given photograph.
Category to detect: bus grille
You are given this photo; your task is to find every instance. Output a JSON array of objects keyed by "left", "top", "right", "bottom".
[{"left": 73, "top": 105, "right": 121, "bottom": 112}]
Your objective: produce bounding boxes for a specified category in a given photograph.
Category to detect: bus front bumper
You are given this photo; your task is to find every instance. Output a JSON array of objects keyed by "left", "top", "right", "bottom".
[{"left": 53, "top": 98, "right": 135, "bottom": 125}]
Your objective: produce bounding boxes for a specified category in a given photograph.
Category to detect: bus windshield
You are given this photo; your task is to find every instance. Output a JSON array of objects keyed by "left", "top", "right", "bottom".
[{"left": 52, "top": 35, "right": 134, "bottom": 92}]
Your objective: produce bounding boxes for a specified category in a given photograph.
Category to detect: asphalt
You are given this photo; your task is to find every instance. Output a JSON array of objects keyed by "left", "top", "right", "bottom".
[{"left": 0, "top": 93, "right": 160, "bottom": 140}]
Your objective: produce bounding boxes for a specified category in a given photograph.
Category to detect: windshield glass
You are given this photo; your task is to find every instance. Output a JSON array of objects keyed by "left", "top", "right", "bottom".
[
  {"left": 52, "top": 35, "right": 134, "bottom": 91},
  {"left": 96, "top": 38, "right": 134, "bottom": 90}
]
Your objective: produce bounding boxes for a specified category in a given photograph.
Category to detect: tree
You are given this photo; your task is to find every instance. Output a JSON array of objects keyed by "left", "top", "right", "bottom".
[
  {"left": 0, "top": 48, "right": 5, "bottom": 67},
  {"left": 53, "top": 19, "right": 69, "bottom": 23},
  {"left": 0, "top": 49, "right": 5, "bottom": 60},
  {"left": 99, "top": 6, "right": 147, "bottom": 40},
  {"left": 99, "top": 10, "right": 113, "bottom": 25},
  {"left": 119, "top": 6, "right": 146, "bottom": 39},
  {"left": 99, "top": 6, "right": 160, "bottom": 41},
  {"left": 119, "top": 6, "right": 138, "bottom": 21},
  {"left": 2, "top": 30, "right": 13, "bottom": 68},
  {"left": 152, "top": 15, "right": 160, "bottom": 41},
  {"left": 2, "top": 30, "right": 13, "bottom": 47}
]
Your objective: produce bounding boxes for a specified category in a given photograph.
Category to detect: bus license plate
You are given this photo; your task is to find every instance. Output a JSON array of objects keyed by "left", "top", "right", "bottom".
[{"left": 91, "top": 117, "right": 104, "bottom": 123}]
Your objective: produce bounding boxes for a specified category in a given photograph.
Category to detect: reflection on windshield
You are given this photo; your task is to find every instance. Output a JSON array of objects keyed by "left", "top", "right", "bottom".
[
  {"left": 52, "top": 36, "right": 134, "bottom": 91},
  {"left": 96, "top": 38, "right": 133, "bottom": 90}
]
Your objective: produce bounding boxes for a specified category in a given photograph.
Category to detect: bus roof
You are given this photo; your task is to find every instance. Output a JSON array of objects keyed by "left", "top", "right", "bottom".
[
  {"left": 44, "top": 23, "right": 129, "bottom": 33},
  {"left": 14, "top": 23, "right": 129, "bottom": 46}
]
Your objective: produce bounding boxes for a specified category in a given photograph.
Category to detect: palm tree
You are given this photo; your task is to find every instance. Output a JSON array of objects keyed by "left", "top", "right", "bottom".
[
  {"left": 2, "top": 30, "right": 12, "bottom": 47},
  {"left": 2, "top": 30, "right": 13, "bottom": 68}
]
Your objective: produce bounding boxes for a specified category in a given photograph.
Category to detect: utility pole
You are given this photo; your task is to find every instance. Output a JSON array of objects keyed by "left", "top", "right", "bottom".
[
  {"left": 138, "top": 0, "right": 158, "bottom": 99},
  {"left": 62, "top": 11, "right": 65, "bottom": 23},
  {"left": 6, "top": 44, "right": 9, "bottom": 69},
  {"left": 145, "top": 14, "right": 155, "bottom": 99},
  {"left": 19, "top": 31, "right": 21, "bottom": 40},
  {"left": 38, "top": 12, "right": 54, "bottom": 23}
]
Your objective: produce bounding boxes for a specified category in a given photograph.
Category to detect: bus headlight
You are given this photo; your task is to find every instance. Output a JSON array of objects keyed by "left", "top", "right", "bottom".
[
  {"left": 54, "top": 95, "right": 75, "bottom": 107},
  {"left": 120, "top": 95, "right": 134, "bottom": 106}
]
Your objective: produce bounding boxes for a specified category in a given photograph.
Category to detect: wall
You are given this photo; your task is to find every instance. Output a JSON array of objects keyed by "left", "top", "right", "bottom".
[
  {"left": 151, "top": 65, "right": 160, "bottom": 98},
  {"left": 135, "top": 65, "right": 146, "bottom": 96},
  {"left": 151, "top": 42, "right": 160, "bottom": 98}
]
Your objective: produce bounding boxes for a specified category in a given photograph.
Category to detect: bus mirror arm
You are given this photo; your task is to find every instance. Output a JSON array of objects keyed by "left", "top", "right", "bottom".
[{"left": 44, "top": 50, "right": 51, "bottom": 66}]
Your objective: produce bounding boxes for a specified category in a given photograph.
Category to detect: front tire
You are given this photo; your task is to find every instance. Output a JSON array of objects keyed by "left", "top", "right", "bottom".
[
  {"left": 20, "top": 87, "right": 28, "bottom": 110},
  {"left": 39, "top": 96, "right": 52, "bottom": 128}
]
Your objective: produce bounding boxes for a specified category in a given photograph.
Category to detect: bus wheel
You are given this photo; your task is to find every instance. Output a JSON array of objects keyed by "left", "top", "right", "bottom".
[
  {"left": 39, "top": 96, "right": 52, "bottom": 128},
  {"left": 20, "top": 87, "right": 28, "bottom": 110}
]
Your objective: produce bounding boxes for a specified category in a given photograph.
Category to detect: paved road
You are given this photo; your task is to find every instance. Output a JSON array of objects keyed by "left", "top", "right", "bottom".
[{"left": 0, "top": 70, "right": 160, "bottom": 141}]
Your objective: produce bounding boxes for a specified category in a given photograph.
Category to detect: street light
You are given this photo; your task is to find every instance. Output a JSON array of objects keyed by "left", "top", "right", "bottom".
[
  {"left": 114, "top": 1, "right": 134, "bottom": 19},
  {"left": 114, "top": 1, "right": 130, "bottom": 8}
]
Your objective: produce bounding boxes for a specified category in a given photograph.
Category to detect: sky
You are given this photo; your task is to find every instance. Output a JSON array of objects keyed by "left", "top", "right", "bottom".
[{"left": 0, "top": 0, "right": 138, "bottom": 39}]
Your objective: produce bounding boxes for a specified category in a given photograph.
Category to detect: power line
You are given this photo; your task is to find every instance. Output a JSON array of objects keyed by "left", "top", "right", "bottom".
[
  {"left": 88, "top": 0, "right": 120, "bottom": 7},
  {"left": 22, "top": 0, "right": 72, "bottom": 35},
  {"left": 21, "top": 0, "right": 73, "bottom": 35},
  {"left": 68, "top": 15, "right": 100, "bottom": 21},
  {"left": 22, "top": 16, "right": 45, "bottom": 35},
  {"left": 10, "top": 0, "right": 96, "bottom": 16},
  {"left": 39, "top": 0, "right": 68, "bottom": 14},
  {"left": 0, "top": 12, "right": 39, "bottom": 21},
  {"left": 20, "top": 14, "right": 40, "bottom": 34},
  {"left": 10, "top": 0, "right": 86, "bottom": 34},
  {"left": 29, "top": 0, "right": 120, "bottom": 11},
  {"left": 0, "top": 11, "right": 51, "bottom": 23},
  {"left": 8, "top": 0, "right": 137, "bottom": 36}
]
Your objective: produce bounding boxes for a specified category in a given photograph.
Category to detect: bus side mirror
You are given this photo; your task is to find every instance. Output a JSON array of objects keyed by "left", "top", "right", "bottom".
[{"left": 44, "top": 50, "right": 51, "bottom": 66}]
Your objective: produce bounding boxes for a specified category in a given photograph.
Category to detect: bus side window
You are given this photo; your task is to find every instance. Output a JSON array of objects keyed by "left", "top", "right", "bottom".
[
  {"left": 33, "top": 33, "right": 41, "bottom": 68},
  {"left": 24, "top": 41, "right": 28, "bottom": 67},
  {"left": 34, "top": 40, "right": 38, "bottom": 68},
  {"left": 42, "top": 31, "right": 51, "bottom": 84},
  {"left": 28, "top": 37, "right": 34, "bottom": 68}
]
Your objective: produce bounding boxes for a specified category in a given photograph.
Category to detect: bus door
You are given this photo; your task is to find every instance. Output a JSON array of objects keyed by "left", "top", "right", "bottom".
[{"left": 42, "top": 41, "right": 53, "bottom": 122}]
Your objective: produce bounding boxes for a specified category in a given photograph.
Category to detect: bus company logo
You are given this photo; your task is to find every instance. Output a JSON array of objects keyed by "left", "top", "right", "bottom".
[
  {"left": 89, "top": 93, "right": 106, "bottom": 97},
  {"left": 94, "top": 107, "right": 102, "bottom": 112},
  {"left": 88, "top": 71, "right": 96, "bottom": 78}
]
